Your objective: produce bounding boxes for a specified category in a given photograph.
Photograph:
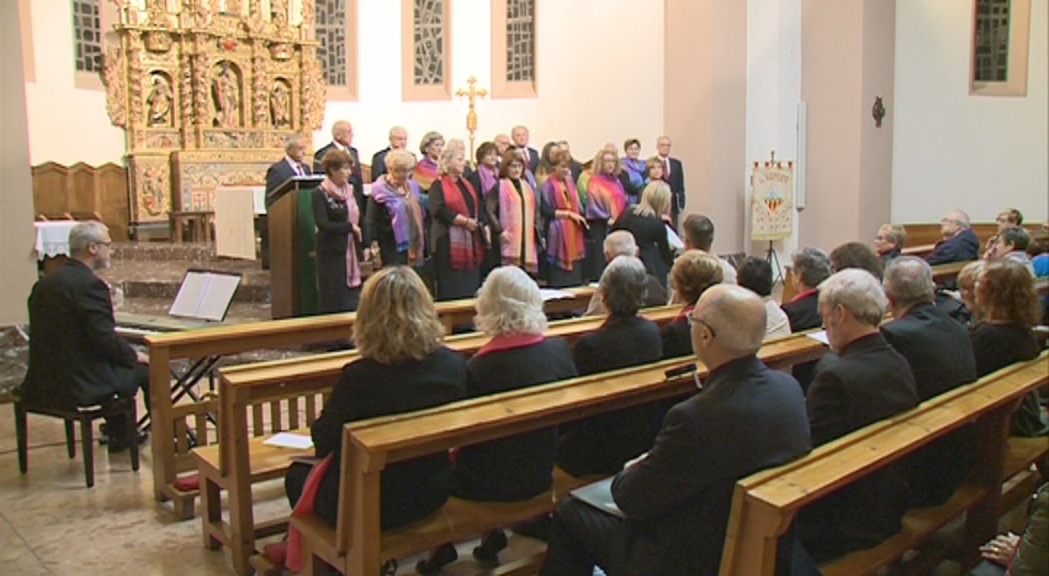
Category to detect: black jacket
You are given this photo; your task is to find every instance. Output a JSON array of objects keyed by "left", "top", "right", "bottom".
[
  {"left": 558, "top": 315, "right": 665, "bottom": 476},
  {"left": 309, "top": 347, "right": 468, "bottom": 529},
  {"left": 926, "top": 228, "right": 979, "bottom": 265},
  {"left": 881, "top": 303, "right": 978, "bottom": 506},
  {"left": 311, "top": 188, "right": 356, "bottom": 255},
  {"left": 799, "top": 333, "right": 920, "bottom": 561},
  {"left": 612, "top": 210, "right": 673, "bottom": 288},
  {"left": 313, "top": 142, "right": 365, "bottom": 217},
  {"left": 662, "top": 156, "right": 686, "bottom": 216},
  {"left": 370, "top": 147, "right": 391, "bottom": 182},
  {"left": 264, "top": 157, "right": 311, "bottom": 208},
  {"left": 781, "top": 290, "right": 821, "bottom": 332},
  {"left": 452, "top": 337, "right": 577, "bottom": 501},
  {"left": 21, "top": 260, "right": 139, "bottom": 408},
  {"left": 609, "top": 355, "right": 811, "bottom": 576}
]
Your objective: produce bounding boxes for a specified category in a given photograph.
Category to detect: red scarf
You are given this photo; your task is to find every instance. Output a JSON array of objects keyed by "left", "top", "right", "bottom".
[{"left": 440, "top": 175, "right": 484, "bottom": 270}]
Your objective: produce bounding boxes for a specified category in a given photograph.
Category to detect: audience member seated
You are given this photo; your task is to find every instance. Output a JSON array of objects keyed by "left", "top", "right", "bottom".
[
  {"left": 680, "top": 214, "right": 737, "bottom": 284},
  {"left": 737, "top": 256, "right": 791, "bottom": 339},
  {"left": 926, "top": 209, "right": 979, "bottom": 265},
  {"left": 970, "top": 482, "right": 1047, "bottom": 576},
  {"left": 987, "top": 226, "right": 1033, "bottom": 270},
  {"left": 283, "top": 267, "right": 467, "bottom": 530},
  {"left": 983, "top": 207, "right": 1024, "bottom": 259},
  {"left": 781, "top": 247, "right": 832, "bottom": 332},
  {"left": 970, "top": 259, "right": 1047, "bottom": 437},
  {"left": 612, "top": 181, "right": 674, "bottom": 288},
  {"left": 874, "top": 223, "right": 906, "bottom": 263},
  {"left": 881, "top": 257, "right": 977, "bottom": 506},
  {"left": 941, "top": 259, "right": 985, "bottom": 326},
  {"left": 419, "top": 267, "right": 577, "bottom": 573},
  {"left": 830, "top": 241, "right": 884, "bottom": 280},
  {"left": 20, "top": 221, "right": 149, "bottom": 452},
  {"left": 583, "top": 231, "right": 667, "bottom": 315},
  {"left": 558, "top": 256, "right": 665, "bottom": 477},
  {"left": 661, "top": 251, "right": 724, "bottom": 359},
  {"left": 539, "top": 285, "right": 812, "bottom": 576},
  {"left": 1029, "top": 226, "right": 1049, "bottom": 277},
  {"left": 797, "top": 269, "right": 919, "bottom": 562}
]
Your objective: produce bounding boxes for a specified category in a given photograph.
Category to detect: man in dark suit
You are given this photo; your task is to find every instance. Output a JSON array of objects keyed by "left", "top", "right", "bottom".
[
  {"left": 370, "top": 125, "right": 408, "bottom": 182},
  {"left": 20, "top": 221, "right": 148, "bottom": 452},
  {"left": 881, "top": 256, "right": 977, "bottom": 506},
  {"left": 926, "top": 209, "right": 980, "bottom": 265},
  {"left": 511, "top": 125, "right": 539, "bottom": 173},
  {"left": 656, "top": 135, "right": 685, "bottom": 227},
  {"left": 313, "top": 120, "right": 365, "bottom": 217},
  {"left": 260, "top": 135, "right": 311, "bottom": 269},
  {"left": 540, "top": 285, "right": 812, "bottom": 576},
  {"left": 798, "top": 269, "right": 920, "bottom": 562}
]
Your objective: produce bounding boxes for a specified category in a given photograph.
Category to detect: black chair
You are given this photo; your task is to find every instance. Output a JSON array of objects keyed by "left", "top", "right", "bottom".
[{"left": 13, "top": 389, "right": 140, "bottom": 488}]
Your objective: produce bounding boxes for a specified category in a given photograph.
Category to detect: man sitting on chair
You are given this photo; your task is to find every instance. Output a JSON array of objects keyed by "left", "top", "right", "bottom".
[{"left": 20, "top": 221, "right": 149, "bottom": 452}]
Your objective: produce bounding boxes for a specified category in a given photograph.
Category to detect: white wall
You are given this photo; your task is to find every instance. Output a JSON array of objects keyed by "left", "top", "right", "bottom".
[
  {"left": 22, "top": 0, "right": 665, "bottom": 167},
  {"left": 892, "top": 0, "right": 1048, "bottom": 224}
]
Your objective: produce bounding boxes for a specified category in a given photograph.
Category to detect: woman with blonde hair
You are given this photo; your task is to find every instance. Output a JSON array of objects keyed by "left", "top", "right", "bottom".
[
  {"left": 579, "top": 146, "right": 627, "bottom": 281},
  {"left": 429, "top": 146, "right": 488, "bottom": 300},
  {"left": 419, "top": 266, "right": 578, "bottom": 572},
  {"left": 283, "top": 266, "right": 468, "bottom": 542},
  {"left": 366, "top": 149, "right": 426, "bottom": 268},
  {"left": 661, "top": 251, "right": 724, "bottom": 358},
  {"left": 612, "top": 180, "right": 674, "bottom": 288},
  {"left": 541, "top": 148, "right": 588, "bottom": 287}
]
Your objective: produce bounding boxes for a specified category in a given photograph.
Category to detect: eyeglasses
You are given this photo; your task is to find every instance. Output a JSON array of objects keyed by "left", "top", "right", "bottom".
[{"left": 687, "top": 315, "right": 716, "bottom": 337}]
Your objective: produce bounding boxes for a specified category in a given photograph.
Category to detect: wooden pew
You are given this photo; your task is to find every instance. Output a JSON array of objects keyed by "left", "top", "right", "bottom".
[
  {"left": 146, "top": 287, "right": 595, "bottom": 520},
  {"left": 930, "top": 260, "right": 973, "bottom": 284},
  {"left": 196, "top": 306, "right": 682, "bottom": 575},
  {"left": 899, "top": 222, "right": 1043, "bottom": 258},
  {"left": 719, "top": 353, "right": 1049, "bottom": 576},
  {"left": 288, "top": 333, "right": 830, "bottom": 576}
]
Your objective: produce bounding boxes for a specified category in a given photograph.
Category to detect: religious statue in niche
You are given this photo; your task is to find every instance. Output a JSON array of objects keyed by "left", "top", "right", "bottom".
[
  {"left": 270, "top": 80, "right": 291, "bottom": 128},
  {"left": 211, "top": 62, "right": 241, "bottom": 127},
  {"left": 146, "top": 73, "right": 174, "bottom": 126},
  {"left": 140, "top": 165, "right": 168, "bottom": 217}
]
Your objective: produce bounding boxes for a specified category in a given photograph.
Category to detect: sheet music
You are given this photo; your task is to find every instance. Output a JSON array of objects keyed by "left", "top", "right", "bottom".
[
  {"left": 539, "top": 288, "right": 574, "bottom": 302},
  {"left": 169, "top": 271, "right": 241, "bottom": 322}
]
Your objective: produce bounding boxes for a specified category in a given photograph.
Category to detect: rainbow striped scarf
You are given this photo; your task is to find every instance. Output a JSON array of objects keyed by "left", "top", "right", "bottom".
[
  {"left": 498, "top": 179, "right": 538, "bottom": 273},
  {"left": 542, "top": 177, "right": 585, "bottom": 271},
  {"left": 413, "top": 157, "right": 439, "bottom": 190},
  {"left": 585, "top": 173, "right": 627, "bottom": 222}
]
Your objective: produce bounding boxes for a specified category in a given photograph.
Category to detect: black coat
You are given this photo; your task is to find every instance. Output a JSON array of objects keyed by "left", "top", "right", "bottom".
[
  {"left": 609, "top": 355, "right": 811, "bottom": 576},
  {"left": 782, "top": 290, "right": 822, "bottom": 392},
  {"left": 612, "top": 209, "right": 673, "bottom": 288},
  {"left": 558, "top": 315, "right": 665, "bottom": 476},
  {"left": 370, "top": 147, "right": 391, "bottom": 182},
  {"left": 313, "top": 143, "right": 366, "bottom": 217},
  {"left": 660, "top": 316, "right": 692, "bottom": 360},
  {"left": 664, "top": 156, "right": 685, "bottom": 216},
  {"left": 264, "top": 157, "right": 311, "bottom": 208},
  {"left": 452, "top": 337, "right": 577, "bottom": 501},
  {"left": 799, "top": 333, "right": 920, "bottom": 561},
  {"left": 881, "top": 303, "right": 978, "bottom": 506},
  {"left": 925, "top": 228, "right": 980, "bottom": 265},
  {"left": 970, "top": 322, "right": 1041, "bottom": 378},
  {"left": 308, "top": 347, "right": 468, "bottom": 529},
  {"left": 21, "top": 260, "right": 140, "bottom": 408}
]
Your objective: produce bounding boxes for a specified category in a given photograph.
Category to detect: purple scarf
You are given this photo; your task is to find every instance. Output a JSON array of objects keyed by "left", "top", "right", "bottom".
[{"left": 371, "top": 175, "right": 425, "bottom": 265}]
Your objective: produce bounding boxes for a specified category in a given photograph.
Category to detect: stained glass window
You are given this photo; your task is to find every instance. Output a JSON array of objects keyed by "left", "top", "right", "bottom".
[
  {"left": 973, "top": 0, "right": 1011, "bottom": 82},
  {"left": 505, "top": 0, "right": 535, "bottom": 82},
  {"left": 315, "top": 0, "right": 347, "bottom": 86},
  {"left": 413, "top": 0, "right": 445, "bottom": 86},
  {"left": 72, "top": 0, "right": 102, "bottom": 73}
]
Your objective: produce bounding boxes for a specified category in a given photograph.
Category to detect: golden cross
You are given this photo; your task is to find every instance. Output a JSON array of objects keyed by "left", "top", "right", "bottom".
[{"left": 455, "top": 76, "right": 488, "bottom": 160}]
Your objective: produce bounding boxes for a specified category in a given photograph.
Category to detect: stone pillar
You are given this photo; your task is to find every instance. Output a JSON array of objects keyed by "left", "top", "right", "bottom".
[
  {"left": 798, "top": 0, "right": 895, "bottom": 251},
  {"left": 0, "top": 0, "right": 39, "bottom": 324},
  {"left": 664, "top": 0, "right": 749, "bottom": 253}
]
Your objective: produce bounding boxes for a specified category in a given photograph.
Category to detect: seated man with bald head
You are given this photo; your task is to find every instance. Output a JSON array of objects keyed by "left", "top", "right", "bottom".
[
  {"left": 926, "top": 208, "right": 980, "bottom": 265},
  {"left": 798, "top": 269, "right": 920, "bottom": 562},
  {"left": 540, "top": 285, "right": 812, "bottom": 576},
  {"left": 583, "top": 231, "right": 667, "bottom": 316}
]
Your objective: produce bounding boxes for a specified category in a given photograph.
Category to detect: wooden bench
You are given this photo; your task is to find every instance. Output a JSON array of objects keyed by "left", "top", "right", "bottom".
[
  {"left": 146, "top": 287, "right": 596, "bottom": 519},
  {"left": 899, "top": 222, "right": 1044, "bottom": 258},
  {"left": 719, "top": 353, "right": 1049, "bottom": 576},
  {"left": 196, "top": 307, "right": 683, "bottom": 575},
  {"left": 287, "top": 333, "right": 830, "bottom": 575}
]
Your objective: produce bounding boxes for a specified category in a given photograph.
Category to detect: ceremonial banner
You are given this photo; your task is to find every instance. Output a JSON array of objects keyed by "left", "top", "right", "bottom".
[{"left": 750, "top": 161, "right": 794, "bottom": 241}]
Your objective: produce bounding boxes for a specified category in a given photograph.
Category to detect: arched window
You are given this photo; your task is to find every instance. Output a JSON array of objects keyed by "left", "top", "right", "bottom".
[
  {"left": 402, "top": 0, "right": 451, "bottom": 100},
  {"left": 971, "top": 0, "right": 1031, "bottom": 96},
  {"left": 315, "top": 0, "right": 358, "bottom": 100},
  {"left": 492, "top": 0, "right": 537, "bottom": 98}
]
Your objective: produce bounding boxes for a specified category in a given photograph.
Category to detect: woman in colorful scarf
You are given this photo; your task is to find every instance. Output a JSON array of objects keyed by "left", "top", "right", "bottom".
[
  {"left": 366, "top": 149, "right": 426, "bottom": 269},
  {"left": 414, "top": 131, "right": 444, "bottom": 190},
  {"left": 620, "top": 138, "right": 646, "bottom": 204},
  {"left": 613, "top": 181, "right": 674, "bottom": 289},
  {"left": 486, "top": 153, "right": 541, "bottom": 275},
  {"left": 429, "top": 147, "right": 488, "bottom": 300},
  {"left": 535, "top": 141, "right": 559, "bottom": 189},
  {"left": 541, "top": 148, "right": 588, "bottom": 287},
  {"left": 580, "top": 146, "right": 628, "bottom": 281},
  {"left": 312, "top": 149, "right": 363, "bottom": 312},
  {"left": 469, "top": 142, "right": 503, "bottom": 276}
]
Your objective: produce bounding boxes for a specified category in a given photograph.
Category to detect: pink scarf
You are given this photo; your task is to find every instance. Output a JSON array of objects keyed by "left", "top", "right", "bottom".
[
  {"left": 321, "top": 178, "right": 361, "bottom": 288},
  {"left": 498, "top": 179, "right": 538, "bottom": 273}
]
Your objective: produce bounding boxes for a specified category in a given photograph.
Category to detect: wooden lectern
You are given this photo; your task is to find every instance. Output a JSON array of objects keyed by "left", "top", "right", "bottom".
[{"left": 268, "top": 176, "right": 323, "bottom": 319}]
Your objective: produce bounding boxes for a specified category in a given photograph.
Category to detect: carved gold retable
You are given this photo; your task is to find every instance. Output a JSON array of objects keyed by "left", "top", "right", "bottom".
[{"left": 103, "top": 0, "right": 325, "bottom": 226}]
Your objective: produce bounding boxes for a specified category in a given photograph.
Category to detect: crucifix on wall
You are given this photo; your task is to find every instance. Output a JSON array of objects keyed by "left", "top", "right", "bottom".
[{"left": 455, "top": 75, "right": 487, "bottom": 159}]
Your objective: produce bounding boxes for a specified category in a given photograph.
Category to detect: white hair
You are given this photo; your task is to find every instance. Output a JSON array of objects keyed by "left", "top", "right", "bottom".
[
  {"left": 68, "top": 221, "right": 108, "bottom": 257},
  {"left": 819, "top": 268, "right": 888, "bottom": 326},
  {"left": 604, "top": 230, "right": 637, "bottom": 259},
  {"left": 474, "top": 266, "right": 548, "bottom": 336},
  {"left": 283, "top": 134, "right": 305, "bottom": 153},
  {"left": 883, "top": 256, "right": 935, "bottom": 308}
]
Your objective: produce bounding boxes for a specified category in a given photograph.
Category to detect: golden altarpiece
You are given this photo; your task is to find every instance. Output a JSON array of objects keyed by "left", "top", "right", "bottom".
[{"left": 103, "top": 0, "right": 324, "bottom": 232}]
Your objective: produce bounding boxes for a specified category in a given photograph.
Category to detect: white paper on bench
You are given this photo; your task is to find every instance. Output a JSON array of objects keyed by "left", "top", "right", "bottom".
[
  {"left": 264, "top": 432, "right": 314, "bottom": 450},
  {"left": 806, "top": 330, "right": 830, "bottom": 346},
  {"left": 539, "top": 288, "right": 574, "bottom": 301}
]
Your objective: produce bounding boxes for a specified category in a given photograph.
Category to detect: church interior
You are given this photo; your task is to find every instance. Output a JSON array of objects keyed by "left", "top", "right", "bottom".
[{"left": 0, "top": 0, "right": 1046, "bottom": 575}]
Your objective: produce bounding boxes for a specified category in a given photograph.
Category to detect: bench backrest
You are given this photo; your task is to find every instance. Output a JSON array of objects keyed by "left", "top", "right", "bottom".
[
  {"left": 719, "top": 352, "right": 1049, "bottom": 576},
  {"left": 329, "top": 332, "right": 829, "bottom": 571}
]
